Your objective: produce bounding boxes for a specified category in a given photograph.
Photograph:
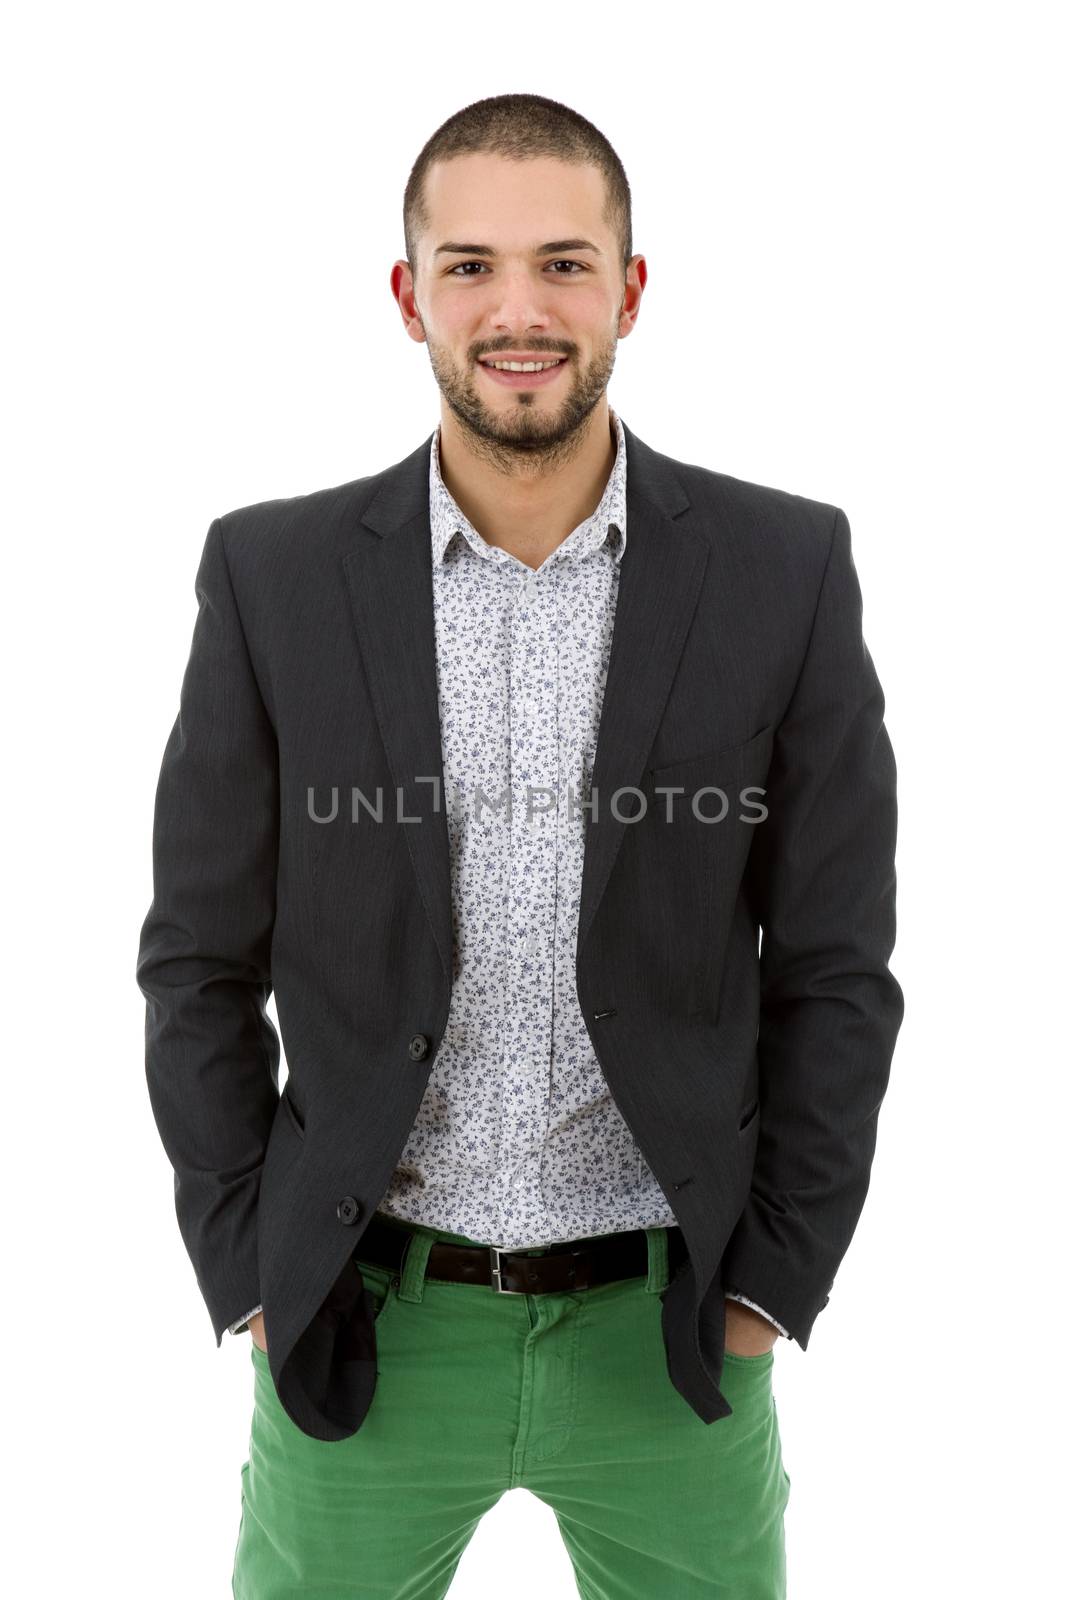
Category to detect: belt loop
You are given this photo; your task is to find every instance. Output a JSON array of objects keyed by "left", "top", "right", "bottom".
[
  {"left": 396, "top": 1225, "right": 436, "bottom": 1303},
  {"left": 643, "top": 1225, "right": 670, "bottom": 1294}
]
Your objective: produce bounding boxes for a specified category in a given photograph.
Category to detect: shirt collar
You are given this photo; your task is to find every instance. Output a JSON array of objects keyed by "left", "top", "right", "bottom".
[{"left": 428, "top": 405, "right": 628, "bottom": 569}]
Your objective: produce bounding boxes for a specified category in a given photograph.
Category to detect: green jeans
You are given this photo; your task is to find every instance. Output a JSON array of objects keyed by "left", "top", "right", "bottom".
[{"left": 232, "top": 1215, "right": 790, "bottom": 1598}]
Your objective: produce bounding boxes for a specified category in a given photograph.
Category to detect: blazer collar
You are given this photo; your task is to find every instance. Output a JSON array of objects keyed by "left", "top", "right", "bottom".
[{"left": 358, "top": 414, "right": 688, "bottom": 538}]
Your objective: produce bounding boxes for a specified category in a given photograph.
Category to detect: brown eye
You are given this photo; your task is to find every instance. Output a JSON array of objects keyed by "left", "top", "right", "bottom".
[{"left": 448, "top": 260, "right": 587, "bottom": 277}]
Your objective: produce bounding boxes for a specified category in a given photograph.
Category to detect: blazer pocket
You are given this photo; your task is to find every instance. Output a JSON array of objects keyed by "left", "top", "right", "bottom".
[
  {"left": 738, "top": 1097, "right": 760, "bottom": 1134},
  {"left": 280, "top": 1081, "right": 307, "bottom": 1140},
  {"left": 639, "top": 725, "right": 775, "bottom": 1019},
  {"left": 649, "top": 723, "right": 775, "bottom": 810}
]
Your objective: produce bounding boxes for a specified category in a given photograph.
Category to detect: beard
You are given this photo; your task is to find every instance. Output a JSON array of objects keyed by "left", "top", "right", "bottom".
[{"left": 422, "top": 333, "right": 618, "bottom": 473}]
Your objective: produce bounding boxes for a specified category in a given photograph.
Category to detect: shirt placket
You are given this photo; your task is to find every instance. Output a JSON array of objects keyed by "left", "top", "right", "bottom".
[{"left": 498, "top": 555, "right": 559, "bottom": 1234}]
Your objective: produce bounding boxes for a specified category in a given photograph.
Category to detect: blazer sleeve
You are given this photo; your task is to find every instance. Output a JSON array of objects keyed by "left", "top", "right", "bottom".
[
  {"left": 136, "top": 516, "right": 281, "bottom": 1346},
  {"left": 724, "top": 1288, "right": 791, "bottom": 1339},
  {"left": 720, "top": 506, "right": 905, "bottom": 1347},
  {"left": 228, "top": 1304, "right": 264, "bottom": 1336}
]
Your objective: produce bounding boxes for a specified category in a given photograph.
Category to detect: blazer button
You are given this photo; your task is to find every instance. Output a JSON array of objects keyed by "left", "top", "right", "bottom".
[
  {"left": 408, "top": 1034, "right": 431, "bottom": 1061},
  {"left": 336, "top": 1196, "right": 361, "bottom": 1225}
]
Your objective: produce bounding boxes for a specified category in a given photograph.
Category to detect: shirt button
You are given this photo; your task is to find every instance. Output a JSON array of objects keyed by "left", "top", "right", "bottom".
[{"left": 337, "top": 1196, "right": 361, "bottom": 1225}]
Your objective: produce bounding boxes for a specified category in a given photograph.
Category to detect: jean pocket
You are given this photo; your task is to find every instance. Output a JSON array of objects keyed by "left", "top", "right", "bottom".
[
  {"left": 250, "top": 1341, "right": 273, "bottom": 1389},
  {"left": 356, "top": 1258, "right": 399, "bottom": 1326},
  {"left": 723, "top": 1346, "right": 775, "bottom": 1367}
]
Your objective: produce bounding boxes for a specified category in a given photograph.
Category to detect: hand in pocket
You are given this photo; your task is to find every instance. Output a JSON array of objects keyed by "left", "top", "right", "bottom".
[{"left": 724, "top": 1299, "right": 779, "bottom": 1357}]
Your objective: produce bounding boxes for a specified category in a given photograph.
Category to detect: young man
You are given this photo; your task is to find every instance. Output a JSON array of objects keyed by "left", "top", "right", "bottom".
[{"left": 137, "top": 93, "right": 904, "bottom": 1599}]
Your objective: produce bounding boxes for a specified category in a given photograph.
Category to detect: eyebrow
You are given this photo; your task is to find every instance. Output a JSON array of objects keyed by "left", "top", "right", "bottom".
[{"left": 433, "top": 238, "right": 603, "bottom": 259}]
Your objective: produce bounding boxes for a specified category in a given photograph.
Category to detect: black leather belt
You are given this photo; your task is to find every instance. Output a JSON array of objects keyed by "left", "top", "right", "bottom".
[{"left": 355, "top": 1210, "right": 689, "bottom": 1295}]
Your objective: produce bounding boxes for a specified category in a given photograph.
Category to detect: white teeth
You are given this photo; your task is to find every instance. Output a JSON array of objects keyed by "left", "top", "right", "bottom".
[{"left": 483, "top": 359, "right": 563, "bottom": 372}]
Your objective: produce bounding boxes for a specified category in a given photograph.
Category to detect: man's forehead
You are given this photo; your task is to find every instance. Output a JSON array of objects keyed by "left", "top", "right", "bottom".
[{"left": 423, "top": 153, "right": 609, "bottom": 228}]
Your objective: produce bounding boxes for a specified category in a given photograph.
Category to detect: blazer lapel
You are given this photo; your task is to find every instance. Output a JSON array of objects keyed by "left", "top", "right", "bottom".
[
  {"left": 577, "top": 431, "right": 708, "bottom": 957},
  {"left": 342, "top": 435, "right": 455, "bottom": 988},
  {"left": 342, "top": 419, "right": 710, "bottom": 984}
]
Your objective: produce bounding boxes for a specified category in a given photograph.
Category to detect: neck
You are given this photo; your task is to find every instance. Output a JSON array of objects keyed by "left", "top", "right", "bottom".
[{"left": 437, "top": 401, "right": 617, "bottom": 572}]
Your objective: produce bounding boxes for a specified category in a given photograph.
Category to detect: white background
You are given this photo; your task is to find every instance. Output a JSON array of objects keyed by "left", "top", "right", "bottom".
[{"left": 5, "top": 2, "right": 1063, "bottom": 1595}]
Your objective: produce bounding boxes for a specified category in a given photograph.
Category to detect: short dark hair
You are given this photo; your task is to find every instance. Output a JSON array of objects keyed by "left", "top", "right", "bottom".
[{"left": 403, "top": 93, "right": 633, "bottom": 289}]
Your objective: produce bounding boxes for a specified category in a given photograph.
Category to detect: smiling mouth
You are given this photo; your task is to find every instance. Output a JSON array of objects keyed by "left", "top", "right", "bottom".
[
  {"left": 478, "top": 356, "right": 568, "bottom": 372},
  {"left": 477, "top": 356, "right": 569, "bottom": 388}
]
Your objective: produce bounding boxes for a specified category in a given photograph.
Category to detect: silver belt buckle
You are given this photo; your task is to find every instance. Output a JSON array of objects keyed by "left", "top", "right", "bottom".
[{"left": 488, "top": 1244, "right": 524, "bottom": 1294}]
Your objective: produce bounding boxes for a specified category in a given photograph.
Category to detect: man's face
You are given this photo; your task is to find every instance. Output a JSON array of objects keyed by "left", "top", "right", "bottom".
[{"left": 399, "top": 153, "right": 639, "bottom": 456}]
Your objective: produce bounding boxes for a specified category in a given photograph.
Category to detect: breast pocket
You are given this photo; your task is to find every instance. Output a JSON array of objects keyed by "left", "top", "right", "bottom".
[{"left": 648, "top": 724, "right": 774, "bottom": 815}]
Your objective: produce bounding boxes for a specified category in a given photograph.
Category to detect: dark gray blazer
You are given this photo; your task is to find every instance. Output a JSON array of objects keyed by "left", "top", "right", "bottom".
[{"left": 136, "top": 419, "right": 904, "bottom": 1442}]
